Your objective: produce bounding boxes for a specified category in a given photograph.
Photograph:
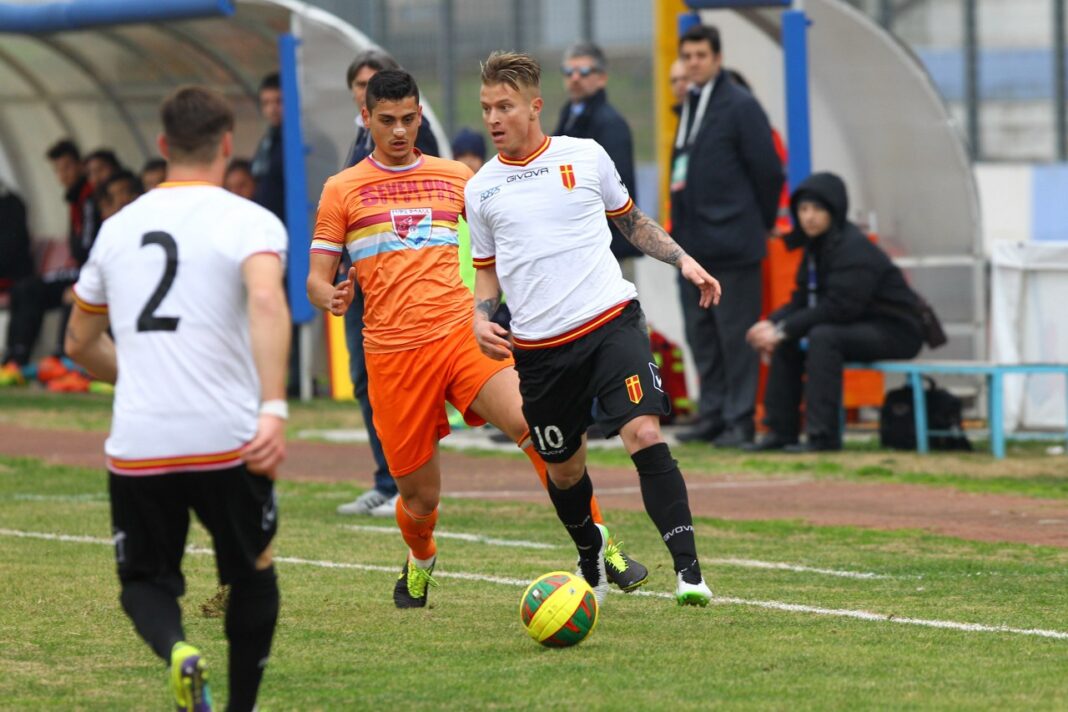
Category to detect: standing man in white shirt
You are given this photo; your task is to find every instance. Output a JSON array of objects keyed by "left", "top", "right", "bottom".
[
  {"left": 64, "top": 86, "right": 290, "bottom": 712},
  {"left": 466, "top": 52, "right": 720, "bottom": 606}
]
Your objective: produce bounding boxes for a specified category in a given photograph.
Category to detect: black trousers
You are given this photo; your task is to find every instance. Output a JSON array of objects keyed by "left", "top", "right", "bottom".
[
  {"left": 764, "top": 319, "right": 923, "bottom": 444},
  {"left": 3, "top": 275, "right": 73, "bottom": 366},
  {"left": 677, "top": 262, "right": 762, "bottom": 429}
]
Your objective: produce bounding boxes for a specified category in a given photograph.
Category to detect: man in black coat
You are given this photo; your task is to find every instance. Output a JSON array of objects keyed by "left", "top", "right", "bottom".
[
  {"left": 746, "top": 172, "right": 924, "bottom": 452},
  {"left": 553, "top": 41, "right": 641, "bottom": 274},
  {"left": 671, "top": 25, "right": 785, "bottom": 446}
]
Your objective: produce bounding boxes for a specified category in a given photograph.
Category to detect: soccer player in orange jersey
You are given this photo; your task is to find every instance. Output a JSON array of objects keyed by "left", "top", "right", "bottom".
[{"left": 306, "top": 70, "right": 647, "bottom": 608}]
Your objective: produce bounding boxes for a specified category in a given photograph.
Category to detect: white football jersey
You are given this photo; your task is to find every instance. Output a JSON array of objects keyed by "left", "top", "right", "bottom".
[
  {"left": 464, "top": 136, "right": 637, "bottom": 345},
  {"left": 73, "top": 183, "right": 288, "bottom": 475}
]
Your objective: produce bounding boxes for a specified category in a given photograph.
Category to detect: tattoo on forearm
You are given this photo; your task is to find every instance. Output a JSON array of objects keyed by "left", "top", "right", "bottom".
[
  {"left": 475, "top": 291, "right": 502, "bottom": 320},
  {"left": 612, "top": 207, "right": 685, "bottom": 266}
]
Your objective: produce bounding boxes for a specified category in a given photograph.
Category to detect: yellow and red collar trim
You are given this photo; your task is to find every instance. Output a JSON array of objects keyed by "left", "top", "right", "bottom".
[
  {"left": 498, "top": 136, "right": 551, "bottom": 167},
  {"left": 156, "top": 180, "right": 217, "bottom": 189}
]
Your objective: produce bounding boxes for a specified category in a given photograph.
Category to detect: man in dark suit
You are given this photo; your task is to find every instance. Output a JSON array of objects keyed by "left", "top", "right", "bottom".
[
  {"left": 553, "top": 41, "right": 641, "bottom": 277},
  {"left": 671, "top": 25, "right": 785, "bottom": 447}
]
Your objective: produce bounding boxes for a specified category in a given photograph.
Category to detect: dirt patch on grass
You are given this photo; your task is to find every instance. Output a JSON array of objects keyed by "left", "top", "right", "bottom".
[{"left": 3, "top": 423, "right": 1068, "bottom": 548}]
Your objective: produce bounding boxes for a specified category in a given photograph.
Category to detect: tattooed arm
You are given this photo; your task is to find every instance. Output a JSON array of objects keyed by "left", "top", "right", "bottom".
[
  {"left": 611, "top": 206, "right": 723, "bottom": 309},
  {"left": 473, "top": 265, "right": 512, "bottom": 360},
  {"left": 611, "top": 206, "right": 686, "bottom": 266}
]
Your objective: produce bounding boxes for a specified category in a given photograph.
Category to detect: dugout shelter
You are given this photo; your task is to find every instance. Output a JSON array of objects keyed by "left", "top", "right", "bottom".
[{"left": 0, "top": 0, "right": 450, "bottom": 397}]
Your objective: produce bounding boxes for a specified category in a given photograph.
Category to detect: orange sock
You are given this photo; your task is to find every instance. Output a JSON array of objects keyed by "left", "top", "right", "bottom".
[
  {"left": 395, "top": 497, "right": 439, "bottom": 562},
  {"left": 521, "top": 442, "right": 604, "bottom": 525}
]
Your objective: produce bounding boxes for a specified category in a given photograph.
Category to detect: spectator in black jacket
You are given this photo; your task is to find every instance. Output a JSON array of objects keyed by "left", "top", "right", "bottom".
[
  {"left": 343, "top": 50, "right": 440, "bottom": 168},
  {"left": 553, "top": 41, "right": 641, "bottom": 275},
  {"left": 0, "top": 183, "right": 33, "bottom": 295},
  {"left": 671, "top": 25, "right": 785, "bottom": 447},
  {"left": 1, "top": 140, "right": 94, "bottom": 380},
  {"left": 251, "top": 72, "right": 286, "bottom": 222},
  {"left": 746, "top": 172, "right": 923, "bottom": 452}
]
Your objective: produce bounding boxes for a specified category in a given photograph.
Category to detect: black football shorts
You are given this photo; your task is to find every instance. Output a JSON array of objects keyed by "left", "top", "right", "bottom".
[
  {"left": 109, "top": 464, "right": 278, "bottom": 595},
  {"left": 513, "top": 301, "right": 670, "bottom": 462}
]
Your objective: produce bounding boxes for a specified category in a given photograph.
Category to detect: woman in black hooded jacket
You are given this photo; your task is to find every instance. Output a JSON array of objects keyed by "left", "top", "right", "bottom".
[{"left": 745, "top": 172, "right": 923, "bottom": 452}]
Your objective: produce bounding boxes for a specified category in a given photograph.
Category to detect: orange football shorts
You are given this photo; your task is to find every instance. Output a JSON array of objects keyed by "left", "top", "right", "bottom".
[{"left": 366, "top": 319, "right": 513, "bottom": 477}]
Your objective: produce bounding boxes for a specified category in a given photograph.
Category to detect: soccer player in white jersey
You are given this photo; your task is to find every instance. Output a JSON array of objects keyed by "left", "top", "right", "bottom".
[
  {"left": 64, "top": 86, "right": 290, "bottom": 712},
  {"left": 466, "top": 52, "right": 721, "bottom": 605}
]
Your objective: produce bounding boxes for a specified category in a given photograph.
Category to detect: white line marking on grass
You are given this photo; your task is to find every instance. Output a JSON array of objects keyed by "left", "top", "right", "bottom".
[
  {"left": 707, "top": 558, "right": 893, "bottom": 580},
  {"left": 444, "top": 478, "right": 810, "bottom": 499},
  {"left": 341, "top": 524, "right": 894, "bottom": 579},
  {"left": 11, "top": 493, "right": 107, "bottom": 503},
  {"left": 5, "top": 527, "right": 1066, "bottom": 641},
  {"left": 342, "top": 525, "right": 558, "bottom": 550},
  {"left": 0, "top": 528, "right": 112, "bottom": 544}
]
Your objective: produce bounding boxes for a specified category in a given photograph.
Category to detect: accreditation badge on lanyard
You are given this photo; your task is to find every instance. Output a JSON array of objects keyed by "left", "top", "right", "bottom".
[{"left": 671, "top": 80, "right": 713, "bottom": 193}]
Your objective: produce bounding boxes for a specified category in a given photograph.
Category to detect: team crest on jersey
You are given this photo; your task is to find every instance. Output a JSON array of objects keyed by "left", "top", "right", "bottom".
[
  {"left": 390, "top": 207, "right": 433, "bottom": 248},
  {"left": 625, "top": 374, "right": 643, "bottom": 404},
  {"left": 560, "top": 164, "right": 576, "bottom": 191}
]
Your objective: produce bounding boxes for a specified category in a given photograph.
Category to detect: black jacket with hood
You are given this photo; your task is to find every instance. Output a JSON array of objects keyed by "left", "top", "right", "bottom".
[{"left": 769, "top": 172, "right": 922, "bottom": 340}]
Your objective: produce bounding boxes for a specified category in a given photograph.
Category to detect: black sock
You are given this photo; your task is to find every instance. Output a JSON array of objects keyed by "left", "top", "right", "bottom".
[
  {"left": 546, "top": 470, "right": 600, "bottom": 557},
  {"left": 120, "top": 580, "right": 185, "bottom": 662},
  {"left": 632, "top": 443, "right": 701, "bottom": 578},
  {"left": 225, "top": 567, "right": 280, "bottom": 712}
]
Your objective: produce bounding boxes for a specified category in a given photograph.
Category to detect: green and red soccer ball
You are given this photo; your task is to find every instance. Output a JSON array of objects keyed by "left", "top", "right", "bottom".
[{"left": 519, "top": 571, "right": 599, "bottom": 647}]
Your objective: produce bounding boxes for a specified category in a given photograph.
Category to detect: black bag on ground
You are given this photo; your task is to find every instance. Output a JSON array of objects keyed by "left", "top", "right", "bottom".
[{"left": 880, "top": 377, "right": 971, "bottom": 451}]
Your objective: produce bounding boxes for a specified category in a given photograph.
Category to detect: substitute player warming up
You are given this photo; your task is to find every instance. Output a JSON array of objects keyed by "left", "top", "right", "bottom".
[
  {"left": 307, "top": 70, "right": 648, "bottom": 611},
  {"left": 467, "top": 52, "right": 721, "bottom": 606},
  {"left": 65, "top": 87, "right": 290, "bottom": 711}
]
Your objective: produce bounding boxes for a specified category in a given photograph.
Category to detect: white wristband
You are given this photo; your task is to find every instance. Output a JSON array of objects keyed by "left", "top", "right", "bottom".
[{"left": 259, "top": 399, "right": 289, "bottom": 420}]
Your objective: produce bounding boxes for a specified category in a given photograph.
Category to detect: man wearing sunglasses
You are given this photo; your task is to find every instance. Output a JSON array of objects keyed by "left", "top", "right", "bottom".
[{"left": 553, "top": 42, "right": 640, "bottom": 278}]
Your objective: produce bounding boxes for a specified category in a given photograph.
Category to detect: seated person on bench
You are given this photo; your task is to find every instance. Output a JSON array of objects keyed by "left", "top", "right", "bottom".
[{"left": 745, "top": 171, "right": 923, "bottom": 452}]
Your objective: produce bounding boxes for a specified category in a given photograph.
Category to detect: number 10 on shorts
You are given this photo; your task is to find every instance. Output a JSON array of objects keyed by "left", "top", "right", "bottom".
[{"left": 532, "top": 425, "right": 564, "bottom": 452}]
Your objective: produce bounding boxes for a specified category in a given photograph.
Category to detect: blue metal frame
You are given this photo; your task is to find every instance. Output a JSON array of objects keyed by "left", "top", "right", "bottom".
[
  {"left": 782, "top": 8, "right": 813, "bottom": 187},
  {"left": 278, "top": 33, "right": 314, "bottom": 324},
  {"left": 0, "top": 0, "right": 234, "bottom": 34}
]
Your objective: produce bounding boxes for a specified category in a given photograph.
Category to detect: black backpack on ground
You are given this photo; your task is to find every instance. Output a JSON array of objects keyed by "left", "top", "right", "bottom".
[{"left": 879, "top": 377, "right": 971, "bottom": 451}]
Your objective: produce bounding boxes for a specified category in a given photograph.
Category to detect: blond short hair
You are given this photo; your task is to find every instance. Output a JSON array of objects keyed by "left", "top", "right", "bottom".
[{"left": 480, "top": 51, "right": 541, "bottom": 93}]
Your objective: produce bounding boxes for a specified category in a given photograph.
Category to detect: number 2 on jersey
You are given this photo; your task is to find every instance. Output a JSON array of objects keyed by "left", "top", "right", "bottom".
[{"left": 137, "top": 231, "right": 180, "bottom": 332}]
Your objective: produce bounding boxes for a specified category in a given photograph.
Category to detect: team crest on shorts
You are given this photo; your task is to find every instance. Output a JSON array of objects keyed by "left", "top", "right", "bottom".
[
  {"left": 560, "top": 164, "right": 576, "bottom": 191},
  {"left": 390, "top": 207, "right": 433, "bottom": 248},
  {"left": 625, "top": 374, "right": 643, "bottom": 404}
]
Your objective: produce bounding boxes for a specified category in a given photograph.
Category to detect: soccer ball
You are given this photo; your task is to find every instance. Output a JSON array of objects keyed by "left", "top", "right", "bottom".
[{"left": 519, "top": 571, "right": 599, "bottom": 647}]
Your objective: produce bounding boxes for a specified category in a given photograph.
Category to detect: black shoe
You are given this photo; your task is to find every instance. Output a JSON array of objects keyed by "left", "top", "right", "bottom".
[
  {"left": 676, "top": 419, "right": 725, "bottom": 443},
  {"left": 604, "top": 538, "right": 649, "bottom": 593},
  {"left": 711, "top": 423, "right": 754, "bottom": 448},
  {"left": 393, "top": 557, "right": 437, "bottom": 608},
  {"left": 743, "top": 433, "right": 798, "bottom": 452},
  {"left": 783, "top": 439, "right": 840, "bottom": 454}
]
